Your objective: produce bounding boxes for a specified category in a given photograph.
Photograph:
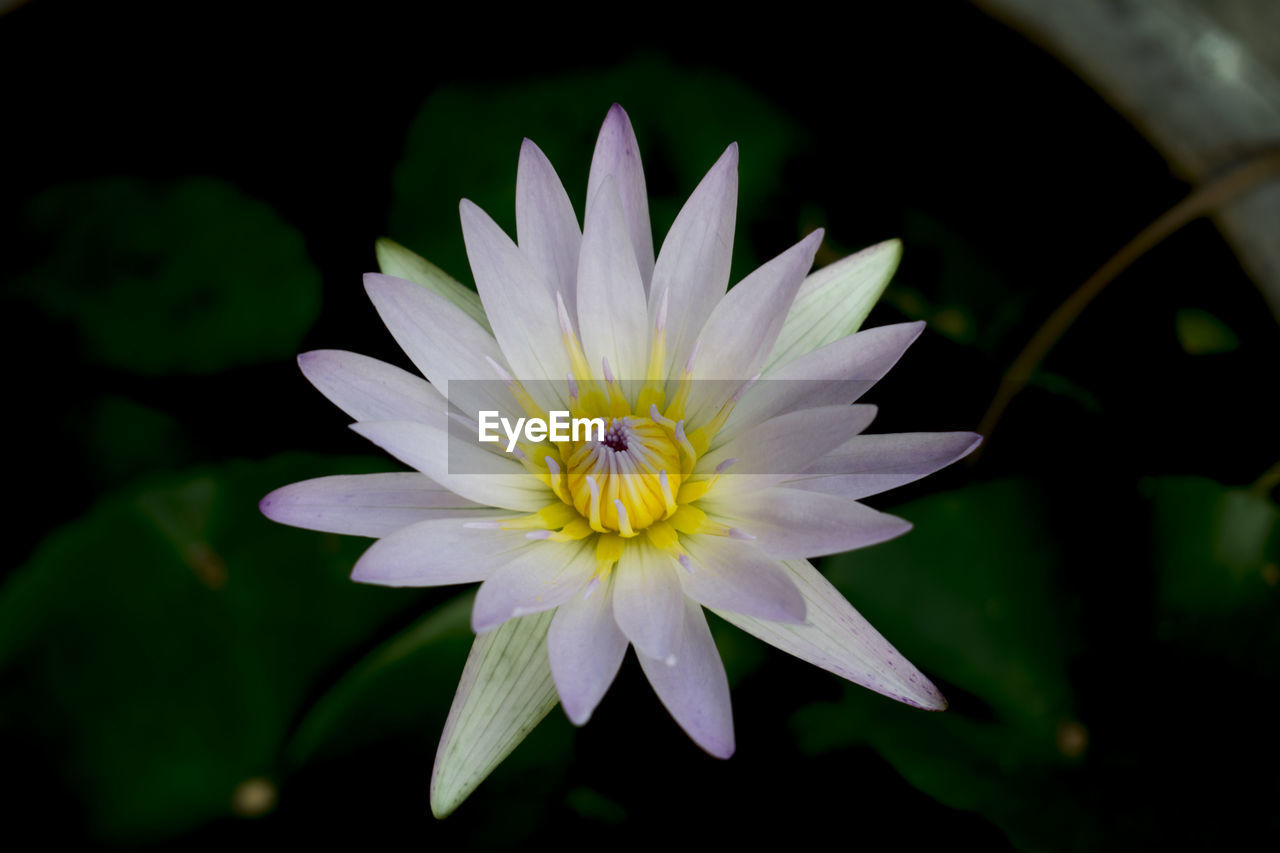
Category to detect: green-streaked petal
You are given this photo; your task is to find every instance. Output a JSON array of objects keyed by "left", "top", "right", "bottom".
[
  {"left": 375, "top": 237, "right": 491, "bottom": 333},
  {"left": 430, "top": 610, "right": 559, "bottom": 818},
  {"left": 764, "top": 238, "right": 902, "bottom": 370}
]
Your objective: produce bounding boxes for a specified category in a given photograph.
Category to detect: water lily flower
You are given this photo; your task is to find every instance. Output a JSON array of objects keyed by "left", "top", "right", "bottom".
[{"left": 261, "top": 104, "right": 980, "bottom": 816}]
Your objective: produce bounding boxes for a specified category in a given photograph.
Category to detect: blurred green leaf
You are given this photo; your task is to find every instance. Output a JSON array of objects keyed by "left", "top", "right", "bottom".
[
  {"left": 80, "top": 395, "right": 195, "bottom": 487},
  {"left": 390, "top": 56, "right": 801, "bottom": 288},
  {"left": 822, "top": 479, "right": 1075, "bottom": 730},
  {"left": 0, "top": 453, "right": 407, "bottom": 842},
  {"left": 791, "top": 480, "right": 1091, "bottom": 849},
  {"left": 287, "top": 591, "right": 475, "bottom": 765},
  {"left": 1146, "top": 477, "right": 1278, "bottom": 665},
  {"left": 1175, "top": 308, "right": 1240, "bottom": 355},
  {"left": 12, "top": 178, "right": 320, "bottom": 374}
]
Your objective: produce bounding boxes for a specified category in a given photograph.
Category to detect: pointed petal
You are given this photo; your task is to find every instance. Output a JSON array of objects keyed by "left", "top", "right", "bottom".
[
  {"left": 548, "top": 573, "right": 628, "bottom": 724},
  {"left": 789, "top": 432, "right": 983, "bottom": 500},
  {"left": 351, "top": 517, "right": 530, "bottom": 587},
  {"left": 636, "top": 599, "right": 734, "bottom": 758},
  {"left": 259, "top": 472, "right": 486, "bottom": 537},
  {"left": 765, "top": 239, "right": 902, "bottom": 370},
  {"left": 363, "top": 273, "right": 515, "bottom": 419},
  {"left": 724, "top": 322, "right": 924, "bottom": 440},
  {"left": 712, "top": 559, "right": 947, "bottom": 710},
  {"left": 375, "top": 237, "right": 490, "bottom": 332},
  {"left": 701, "top": 487, "right": 912, "bottom": 558},
  {"left": 430, "top": 609, "right": 559, "bottom": 818},
  {"left": 612, "top": 541, "right": 686, "bottom": 663},
  {"left": 351, "top": 420, "right": 549, "bottom": 512},
  {"left": 685, "top": 230, "right": 823, "bottom": 423},
  {"left": 460, "top": 200, "right": 571, "bottom": 395},
  {"left": 587, "top": 104, "right": 654, "bottom": 288},
  {"left": 679, "top": 535, "right": 806, "bottom": 623},
  {"left": 471, "top": 540, "right": 596, "bottom": 633},
  {"left": 649, "top": 144, "right": 738, "bottom": 376},
  {"left": 699, "top": 405, "right": 878, "bottom": 495},
  {"left": 577, "top": 177, "right": 650, "bottom": 382},
  {"left": 298, "top": 349, "right": 446, "bottom": 424},
  {"left": 516, "top": 138, "right": 581, "bottom": 316}
]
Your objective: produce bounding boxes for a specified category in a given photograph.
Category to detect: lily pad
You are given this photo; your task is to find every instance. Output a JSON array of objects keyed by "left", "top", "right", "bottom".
[{"left": 11, "top": 177, "right": 320, "bottom": 374}]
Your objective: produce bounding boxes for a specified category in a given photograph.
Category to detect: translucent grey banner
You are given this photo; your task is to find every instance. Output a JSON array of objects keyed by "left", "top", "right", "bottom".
[{"left": 444, "top": 378, "right": 897, "bottom": 476}]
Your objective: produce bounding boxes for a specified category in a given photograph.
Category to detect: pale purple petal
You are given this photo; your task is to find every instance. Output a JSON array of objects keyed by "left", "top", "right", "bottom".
[
  {"left": 351, "top": 517, "right": 530, "bottom": 587},
  {"left": 259, "top": 472, "right": 486, "bottom": 537},
  {"left": 723, "top": 322, "right": 925, "bottom": 440},
  {"left": 636, "top": 599, "right": 734, "bottom": 758},
  {"left": 350, "top": 420, "right": 549, "bottom": 512},
  {"left": 363, "top": 273, "right": 515, "bottom": 419},
  {"left": 789, "top": 432, "right": 983, "bottom": 500},
  {"left": 548, "top": 573, "right": 628, "bottom": 724},
  {"left": 297, "top": 349, "right": 445, "bottom": 424},
  {"left": 460, "top": 200, "right": 571, "bottom": 398},
  {"left": 587, "top": 104, "right": 654, "bottom": 288},
  {"left": 698, "top": 404, "right": 878, "bottom": 495},
  {"left": 471, "top": 540, "right": 596, "bottom": 633},
  {"left": 649, "top": 144, "right": 738, "bottom": 377},
  {"left": 577, "top": 177, "right": 650, "bottom": 382},
  {"left": 516, "top": 138, "right": 582, "bottom": 317},
  {"left": 612, "top": 542, "right": 686, "bottom": 663},
  {"left": 684, "top": 230, "right": 823, "bottom": 424},
  {"left": 678, "top": 535, "right": 806, "bottom": 623},
  {"left": 701, "top": 487, "right": 913, "bottom": 558},
  {"left": 712, "top": 559, "right": 947, "bottom": 710},
  {"left": 431, "top": 609, "right": 559, "bottom": 818}
]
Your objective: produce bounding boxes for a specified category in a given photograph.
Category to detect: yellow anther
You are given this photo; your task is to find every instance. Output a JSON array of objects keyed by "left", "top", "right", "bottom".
[
  {"left": 645, "top": 520, "right": 680, "bottom": 551},
  {"left": 547, "top": 517, "right": 595, "bottom": 541},
  {"left": 595, "top": 532, "right": 625, "bottom": 573},
  {"left": 668, "top": 504, "right": 707, "bottom": 535}
]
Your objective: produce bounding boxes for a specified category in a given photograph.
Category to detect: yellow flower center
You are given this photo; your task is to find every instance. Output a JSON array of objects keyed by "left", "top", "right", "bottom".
[
  {"left": 482, "top": 291, "right": 747, "bottom": 578},
  {"left": 564, "top": 416, "right": 683, "bottom": 535}
]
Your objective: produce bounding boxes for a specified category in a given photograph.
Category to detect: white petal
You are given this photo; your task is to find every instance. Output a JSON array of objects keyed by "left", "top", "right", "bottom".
[
  {"left": 297, "top": 349, "right": 446, "bottom": 424},
  {"left": 636, "top": 599, "right": 734, "bottom": 758},
  {"left": 612, "top": 541, "right": 686, "bottom": 663},
  {"left": 259, "top": 472, "right": 486, "bottom": 538},
  {"left": 430, "top": 609, "right": 559, "bottom": 818},
  {"left": 577, "top": 177, "right": 650, "bottom": 382},
  {"left": 547, "top": 573, "right": 628, "bottom": 725},
  {"left": 649, "top": 144, "right": 738, "bottom": 377},
  {"left": 766, "top": 238, "right": 902, "bottom": 370},
  {"left": 701, "top": 487, "right": 912, "bottom": 558},
  {"left": 678, "top": 534, "right": 805, "bottom": 623},
  {"left": 471, "top": 539, "right": 596, "bottom": 632},
  {"left": 699, "top": 405, "right": 878, "bottom": 496},
  {"left": 789, "top": 432, "right": 983, "bottom": 500},
  {"left": 363, "top": 273, "right": 515, "bottom": 420},
  {"left": 460, "top": 200, "right": 570, "bottom": 397},
  {"left": 587, "top": 104, "right": 654, "bottom": 288},
  {"left": 351, "top": 420, "right": 549, "bottom": 512},
  {"left": 684, "top": 230, "right": 823, "bottom": 424},
  {"left": 375, "top": 237, "right": 491, "bottom": 332},
  {"left": 516, "top": 138, "right": 582, "bottom": 317},
  {"left": 712, "top": 559, "right": 947, "bottom": 710},
  {"left": 351, "top": 517, "right": 530, "bottom": 587},
  {"left": 723, "top": 322, "right": 924, "bottom": 441}
]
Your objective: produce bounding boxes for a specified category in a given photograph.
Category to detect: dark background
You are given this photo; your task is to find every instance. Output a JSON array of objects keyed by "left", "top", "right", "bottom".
[{"left": 2, "top": 1, "right": 1277, "bottom": 849}]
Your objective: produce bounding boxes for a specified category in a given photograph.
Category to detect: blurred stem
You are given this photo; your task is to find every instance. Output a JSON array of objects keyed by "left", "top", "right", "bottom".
[
  {"left": 1253, "top": 459, "right": 1280, "bottom": 498},
  {"left": 972, "top": 149, "right": 1280, "bottom": 462}
]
